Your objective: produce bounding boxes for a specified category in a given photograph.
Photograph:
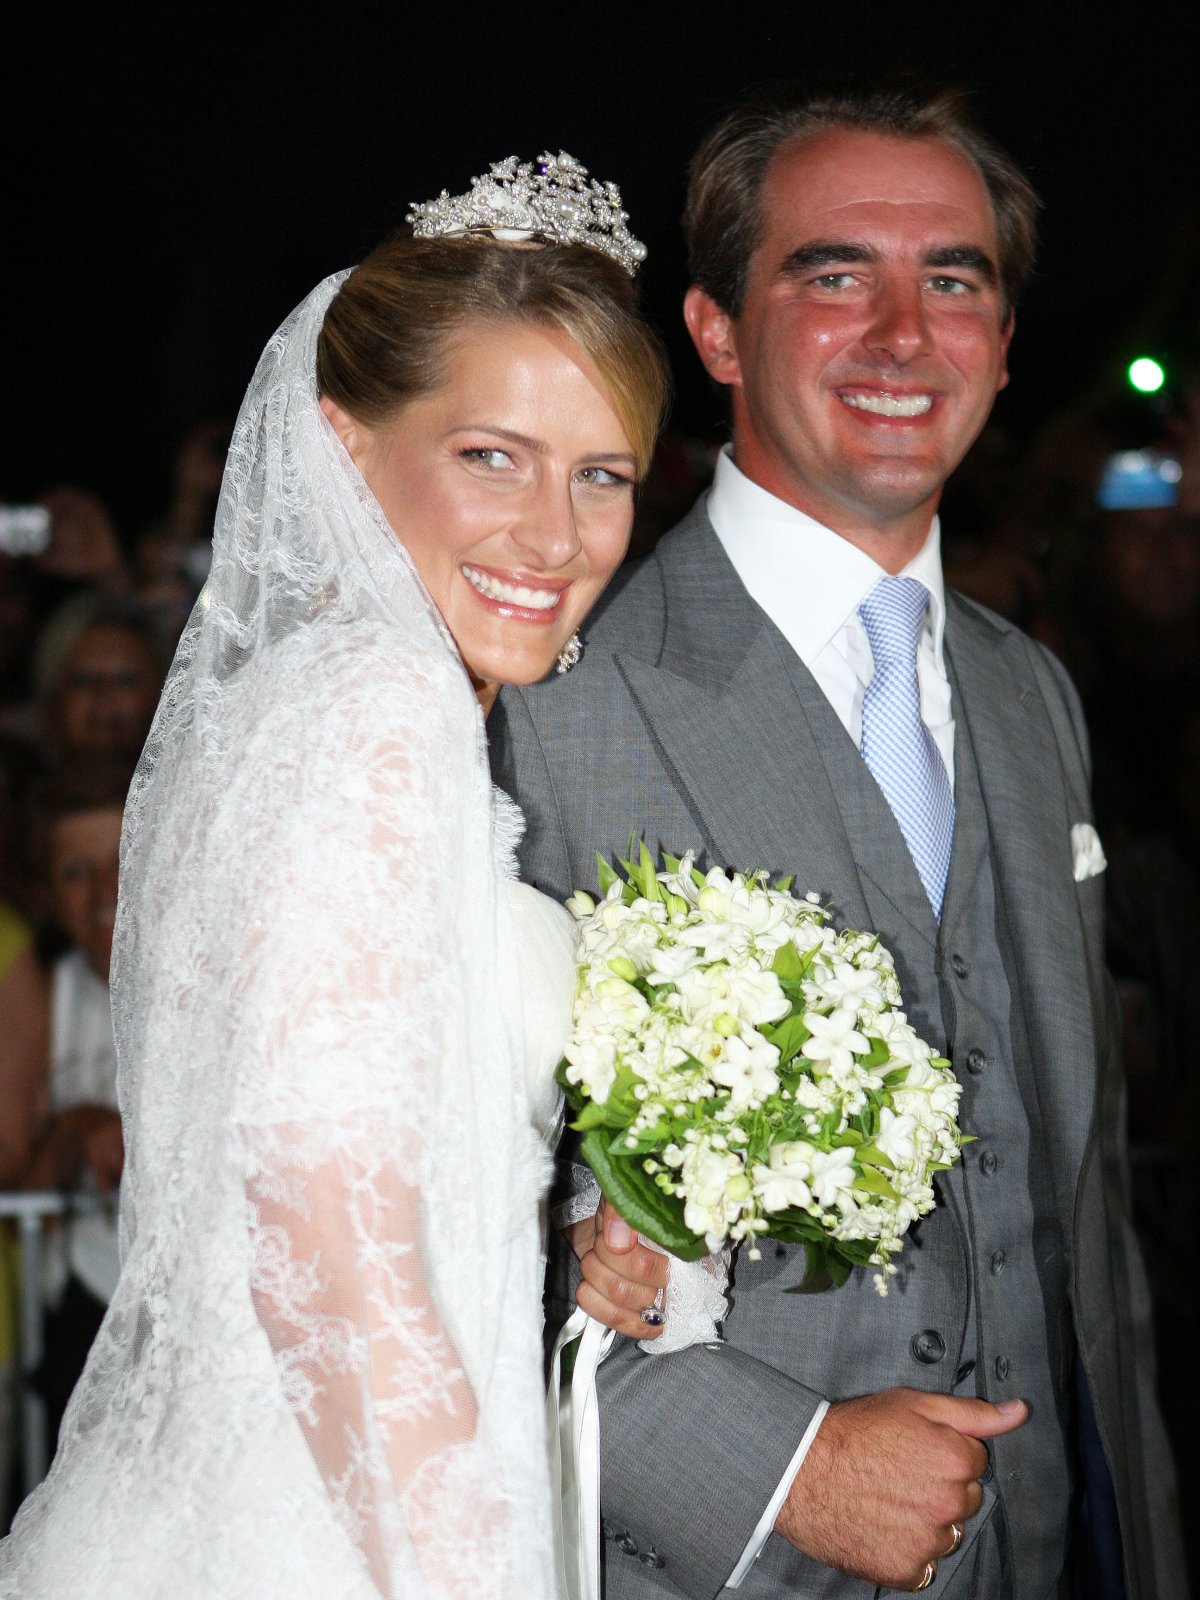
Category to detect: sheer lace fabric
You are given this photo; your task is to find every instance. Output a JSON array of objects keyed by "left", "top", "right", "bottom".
[{"left": 0, "top": 277, "right": 566, "bottom": 1599}]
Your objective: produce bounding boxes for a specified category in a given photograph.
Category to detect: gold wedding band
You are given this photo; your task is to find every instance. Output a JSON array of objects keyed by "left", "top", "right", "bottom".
[
  {"left": 915, "top": 1561, "right": 937, "bottom": 1591},
  {"left": 944, "top": 1521, "right": 964, "bottom": 1556}
]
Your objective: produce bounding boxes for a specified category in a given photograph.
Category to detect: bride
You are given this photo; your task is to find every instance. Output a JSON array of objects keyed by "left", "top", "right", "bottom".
[{"left": 0, "top": 154, "right": 669, "bottom": 1599}]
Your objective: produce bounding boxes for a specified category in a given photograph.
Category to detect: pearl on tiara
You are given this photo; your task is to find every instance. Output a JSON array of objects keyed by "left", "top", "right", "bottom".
[{"left": 407, "top": 151, "right": 647, "bottom": 276}]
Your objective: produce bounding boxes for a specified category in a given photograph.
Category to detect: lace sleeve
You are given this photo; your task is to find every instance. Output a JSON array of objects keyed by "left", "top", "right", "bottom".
[{"left": 227, "top": 645, "right": 520, "bottom": 1597}]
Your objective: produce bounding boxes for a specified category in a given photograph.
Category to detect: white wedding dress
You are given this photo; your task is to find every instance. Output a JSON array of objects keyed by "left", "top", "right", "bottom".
[{"left": 0, "top": 276, "right": 577, "bottom": 1600}]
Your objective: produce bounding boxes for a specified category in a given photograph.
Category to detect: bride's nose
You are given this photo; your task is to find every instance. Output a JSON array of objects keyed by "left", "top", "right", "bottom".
[{"left": 508, "top": 472, "right": 583, "bottom": 569}]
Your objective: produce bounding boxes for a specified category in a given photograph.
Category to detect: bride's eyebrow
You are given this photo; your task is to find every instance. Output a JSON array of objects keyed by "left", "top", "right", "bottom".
[{"left": 450, "top": 425, "right": 548, "bottom": 453}]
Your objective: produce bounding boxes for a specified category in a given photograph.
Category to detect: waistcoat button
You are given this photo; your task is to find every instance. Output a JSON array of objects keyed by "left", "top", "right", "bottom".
[
  {"left": 640, "top": 1551, "right": 666, "bottom": 1568},
  {"left": 979, "top": 1149, "right": 999, "bottom": 1177},
  {"left": 951, "top": 953, "right": 969, "bottom": 979},
  {"left": 955, "top": 1360, "right": 976, "bottom": 1383},
  {"left": 967, "top": 1047, "right": 987, "bottom": 1074},
  {"left": 617, "top": 1535, "right": 639, "bottom": 1555},
  {"left": 990, "top": 1249, "right": 1007, "bottom": 1275},
  {"left": 911, "top": 1330, "right": 946, "bottom": 1364},
  {"left": 995, "top": 1355, "right": 1010, "bottom": 1380}
]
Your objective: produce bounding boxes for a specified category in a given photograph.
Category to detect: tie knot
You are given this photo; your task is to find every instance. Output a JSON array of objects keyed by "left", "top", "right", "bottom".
[{"left": 858, "top": 576, "right": 930, "bottom": 667}]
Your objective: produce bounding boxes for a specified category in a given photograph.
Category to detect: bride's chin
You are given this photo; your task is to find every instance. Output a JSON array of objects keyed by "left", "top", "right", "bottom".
[{"left": 459, "top": 635, "right": 572, "bottom": 690}]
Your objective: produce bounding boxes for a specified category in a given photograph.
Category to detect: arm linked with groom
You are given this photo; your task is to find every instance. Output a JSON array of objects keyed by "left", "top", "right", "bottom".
[{"left": 494, "top": 83, "right": 1187, "bottom": 1600}]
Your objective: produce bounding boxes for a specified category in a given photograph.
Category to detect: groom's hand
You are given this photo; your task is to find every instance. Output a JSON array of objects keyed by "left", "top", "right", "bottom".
[
  {"left": 570, "top": 1200, "right": 670, "bottom": 1340},
  {"left": 774, "top": 1388, "right": 1028, "bottom": 1591}
]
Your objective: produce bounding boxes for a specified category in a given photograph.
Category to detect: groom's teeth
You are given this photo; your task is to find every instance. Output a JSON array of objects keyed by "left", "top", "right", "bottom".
[
  {"left": 841, "top": 392, "right": 933, "bottom": 417},
  {"left": 461, "top": 565, "right": 560, "bottom": 610}
]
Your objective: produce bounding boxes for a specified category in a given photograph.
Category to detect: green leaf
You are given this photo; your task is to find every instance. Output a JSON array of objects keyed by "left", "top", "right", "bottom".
[
  {"left": 637, "top": 840, "right": 664, "bottom": 902},
  {"left": 861, "top": 1036, "right": 891, "bottom": 1071},
  {"left": 570, "top": 1098, "right": 628, "bottom": 1132},
  {"left": 773, "top": 874, "right": 794, "bottom": 893},
  {"left": 579, "top": 1130, "right": 709, "bottom": 1260},
  {"left": 608, "top": 1121, "right": 669, "bottom": 1156},
  {"left": 761, "top": 1011, "right": 812, "bottom": 1066},
  {"left": 853, "top": 1166, "right": 899, "bottom": 1201},
  {"left": 854, "top": 1143, "right": 893, "bottom": 1170},
  {"left": 662, "top": 852, "right": 681, "bottom": 874},
  {"left": 595, "top": 854, "right": 618, "bottom": 897},
  {"left": 772, "top": 940, "right": 804, "bottom": 984}
]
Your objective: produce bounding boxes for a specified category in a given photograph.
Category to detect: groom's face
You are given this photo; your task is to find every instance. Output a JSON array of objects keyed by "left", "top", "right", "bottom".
[{"left": 687, "top": 129, "right": 1013, "bottom": 550}]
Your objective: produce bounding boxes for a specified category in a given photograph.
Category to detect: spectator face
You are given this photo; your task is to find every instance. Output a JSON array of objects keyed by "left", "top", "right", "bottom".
[
  {"left": 49, "top": 805, "right": 123, "bottom": 981},
  {"left": 55, "top": 625, "right": 160, "bottom": 758},
  {"left": 685, "top": 130, "right": 1012, "bottom": 546}
]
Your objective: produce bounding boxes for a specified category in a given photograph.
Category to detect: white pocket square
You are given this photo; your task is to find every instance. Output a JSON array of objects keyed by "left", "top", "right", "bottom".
[{"left": 1071, "top": 822, "right": 1107, "bottom": 881}]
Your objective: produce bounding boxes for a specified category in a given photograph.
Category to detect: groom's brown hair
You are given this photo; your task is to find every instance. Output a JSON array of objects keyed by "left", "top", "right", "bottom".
[{"left": 685, "top": 80, "right": 1039, "bottom": 324}]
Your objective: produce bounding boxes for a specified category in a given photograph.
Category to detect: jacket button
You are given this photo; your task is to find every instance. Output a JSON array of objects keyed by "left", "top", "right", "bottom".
[
  {"left": 966, "top": 1047, "right": 987, "bottom": 1074},
  {"left": 617, "top": 1535, "right": 639, "bottom": 1555},
  {"left": 951, "top": 953, "right": 969, "bottom": 979},
  {"left": 979, "top": 1149, "right": 999, "bottom": 1177},
  {"left": 990, "top": 1249, "right": 1007, "bottom": 1275},
  {"left": 639, "top": 1550, "right": 666, "bottom": 1568},
  {"left": 995, "top": 1355, "right": 1010, "bottom": 1380},
  {"left": 955, "top": 1360, "right": 976, "bottom": 1383},
  {"left": 911, "top": 1330, "right": 946, "bottom": 1364}
]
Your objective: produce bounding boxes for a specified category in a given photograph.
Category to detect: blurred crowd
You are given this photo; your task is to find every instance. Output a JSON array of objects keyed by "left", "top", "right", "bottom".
[{"left": 2, "top": 371, "right": 1200, "bottom": 1547}]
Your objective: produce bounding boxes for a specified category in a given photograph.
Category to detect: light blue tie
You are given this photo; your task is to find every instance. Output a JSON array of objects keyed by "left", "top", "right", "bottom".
[{"left": 858, "top": 577, "right": 955, "bottom": 919}]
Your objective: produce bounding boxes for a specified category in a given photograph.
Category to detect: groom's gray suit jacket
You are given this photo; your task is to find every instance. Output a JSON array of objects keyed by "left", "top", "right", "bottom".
[{"left": 492, "top": 503, "right": 1184, "bottom": 1600}]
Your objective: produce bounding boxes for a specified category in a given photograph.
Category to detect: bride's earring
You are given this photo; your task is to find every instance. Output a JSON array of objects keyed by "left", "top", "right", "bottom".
[{"left": 555, "top": 633, "right": 583, "bottom": 675}]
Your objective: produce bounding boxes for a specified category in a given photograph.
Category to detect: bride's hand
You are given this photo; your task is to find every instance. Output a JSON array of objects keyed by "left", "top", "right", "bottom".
[{"left": 567, "top": 1199, "right": 670, "bottom": 1340}]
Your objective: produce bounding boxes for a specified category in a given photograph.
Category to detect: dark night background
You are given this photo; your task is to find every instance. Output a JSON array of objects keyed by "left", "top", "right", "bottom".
[{"left": 8, "top": 1, "right": 1200, "bottom": 526}]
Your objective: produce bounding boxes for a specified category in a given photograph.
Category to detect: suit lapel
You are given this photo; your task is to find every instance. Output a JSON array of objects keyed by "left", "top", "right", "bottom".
[
  {"left": 945, "top": 595, "right": 1097, "bottom": 1195},
  {"left": 615, "top": 515, "right": 872, "bottom": 927}
]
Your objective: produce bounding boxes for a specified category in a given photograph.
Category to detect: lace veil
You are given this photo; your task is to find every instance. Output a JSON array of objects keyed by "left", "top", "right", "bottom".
[{"left": 1, "top": 277, "right": 557, "bottom": 1598}]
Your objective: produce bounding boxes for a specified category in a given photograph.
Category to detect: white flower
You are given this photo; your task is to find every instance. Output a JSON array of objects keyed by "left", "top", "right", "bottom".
[
  {"left": 643, "top": 942, "right": 703, "bottom": 986},
  {"left": 811, "top": 960, "right": 887, "bottom": 1014},
  {"left": 677, "top": 918, "right": 752, "bottom": 963},
  {"left": 725, "top": 968, "right": 790, "bottom": 1026},
  {"left": 808, "top": 1146, "right": 858, "bottom": 1209},
  {"left": 708, "top": 1031, "right": 780, "bottom": 1111},
  {"left": 801, "top": 1008, "right": 870, "bottom": 1076},
  {"left": 562, "top": 1034, "right": 618, "bottom": 1103},
  {"left": 875, "top": 1107, "right": 919, "bottom": 1168},
  {"left": 753, "top": 1140, "right": 815, "bottom": 1211}
]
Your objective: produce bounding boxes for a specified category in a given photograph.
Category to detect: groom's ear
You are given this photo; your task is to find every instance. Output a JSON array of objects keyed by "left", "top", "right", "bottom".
[{"left": 683, "top": 286, "right": 742, "bottom": 390}]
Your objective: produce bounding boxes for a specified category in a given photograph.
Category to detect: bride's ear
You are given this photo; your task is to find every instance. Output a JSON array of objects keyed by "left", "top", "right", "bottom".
[{"left": 319, "top": 395, "right": 369, "bottom": 463}]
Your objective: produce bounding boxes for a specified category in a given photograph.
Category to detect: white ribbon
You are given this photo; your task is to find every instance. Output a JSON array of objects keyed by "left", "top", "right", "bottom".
[{"left": 547, "top": 1308, "right": 614, "bottom": 1600}]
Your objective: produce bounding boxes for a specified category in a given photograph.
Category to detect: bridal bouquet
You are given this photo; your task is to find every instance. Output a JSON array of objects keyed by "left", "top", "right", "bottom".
[{"left": 557, "top": 848, "right": 968, "bottom": 1294}]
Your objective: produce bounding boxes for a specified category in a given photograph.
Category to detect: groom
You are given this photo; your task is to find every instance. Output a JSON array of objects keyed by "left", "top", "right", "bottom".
[{"left": 493, "top": 84, "right": 1185, "bottom": 1598}]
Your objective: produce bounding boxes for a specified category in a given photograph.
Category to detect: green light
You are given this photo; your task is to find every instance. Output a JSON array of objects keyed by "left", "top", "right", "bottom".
[{"left": 1128, "top": 357, "right": 1165, "bottom": 393}]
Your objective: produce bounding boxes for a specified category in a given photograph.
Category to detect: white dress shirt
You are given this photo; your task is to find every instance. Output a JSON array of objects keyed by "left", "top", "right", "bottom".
[
  {"left": 708, "top": 447, "right": 955, "bottom": 782},
  {"left": 707, "top": 448, "right": 954, "bottom": 1586}
]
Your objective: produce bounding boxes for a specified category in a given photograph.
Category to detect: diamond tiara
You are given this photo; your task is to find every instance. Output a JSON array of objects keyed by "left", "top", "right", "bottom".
[{"left": 406, "top": 151, "right": 647, "bottom": 276}]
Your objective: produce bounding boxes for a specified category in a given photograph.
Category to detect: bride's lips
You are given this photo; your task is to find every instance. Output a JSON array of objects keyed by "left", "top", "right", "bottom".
[{"left": 460, "top": 563, "right": 570, "bottom": 623}]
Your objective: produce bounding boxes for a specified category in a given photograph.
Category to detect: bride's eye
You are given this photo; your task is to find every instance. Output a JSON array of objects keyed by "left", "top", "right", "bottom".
[
  {"left": 458, "top": 447, "right": 514, "bottom": 471},
  {"left": 574, "top": 466, "right": 633, "bottom": 489}
]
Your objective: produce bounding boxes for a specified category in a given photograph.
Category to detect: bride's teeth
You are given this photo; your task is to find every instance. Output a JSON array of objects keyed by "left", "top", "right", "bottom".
[
  {"left": 461, "top": 565, "right": 560, "bottom": 610},
  {"left": 841, "top": 392, "right": 933, "bottom": 417}
]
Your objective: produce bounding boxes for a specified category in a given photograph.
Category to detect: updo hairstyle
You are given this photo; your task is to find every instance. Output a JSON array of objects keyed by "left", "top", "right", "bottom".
[{"left": 317, "top": 234, "right": 670, "bottom": 479}]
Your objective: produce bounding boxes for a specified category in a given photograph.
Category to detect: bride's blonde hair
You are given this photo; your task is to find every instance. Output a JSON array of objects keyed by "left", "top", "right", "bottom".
[{"left": 317, "top": 233, "right": 670, "bottom": 479}]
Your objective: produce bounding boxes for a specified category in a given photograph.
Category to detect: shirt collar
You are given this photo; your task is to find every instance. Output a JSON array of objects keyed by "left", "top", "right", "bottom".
[{"left": 707, "top": 446, "right": 946, "bottom": 669}]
